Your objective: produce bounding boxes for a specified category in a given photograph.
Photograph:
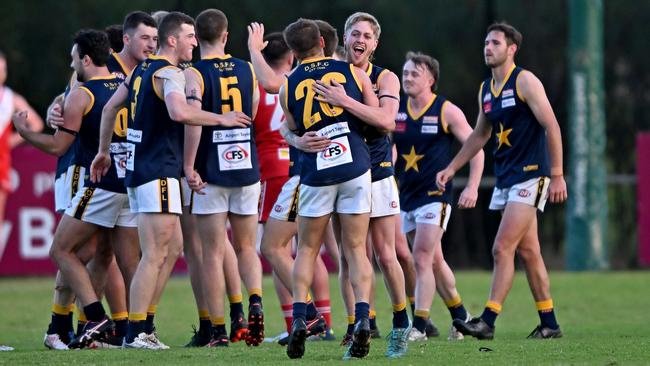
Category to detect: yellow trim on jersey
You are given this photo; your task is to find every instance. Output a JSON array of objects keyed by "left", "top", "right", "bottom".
[
  {"left": 365, "top": 62, "right": 373, "bottom": 77},
  {"left": 111, "top": 53, "right": 130, "bottom": 75},
  {"left": 282, "top": 78, "right": 289, "bottom": 109},
  {"left": 376, "top": 68, "right": 389, "bottom": 85},
  {"left": 87, "top": 75, "right": 117, "bottom": 81},
  {"left": 152, "top": 65, "right": 179, "bottom": 101},
  {"left": 490, "top": 63, "right": 517, "bottom": 97},
  {"left": 248, "top": 62, "right": 257, "bottom": 97},
  {"left": 406, "top": 94, "right": 436, "bottom": 121},
  {"left": 349, "top": 63, "right": 363, "bottom": 93},
  {"left": 479, "top": 81, "right": 486, "bottom": 104},
  {"left": 187, "top": 66, "right": 205, "bottom": 97},
  {"left": 300, "top": 56, "right": 331, "bottom": 64},
  {"left": 515, "top": 70, "right": 527, "bottom": 102},
  {"left": 440, "top": 100, "right": 450, "bottom": 134},
  {"left": 77, "top": 86, "right": 95, "bottom": 116},
  {"left": 200, "top": 53, "right": 232, "bottom": 60},
  {"left": 149, "top": 55, "right": 174, "bottom": 63}
]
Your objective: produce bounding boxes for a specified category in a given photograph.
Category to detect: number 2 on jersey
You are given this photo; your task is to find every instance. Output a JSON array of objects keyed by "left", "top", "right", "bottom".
[{"left": 295, "top": 72, "right": 346, "bottom": 129}]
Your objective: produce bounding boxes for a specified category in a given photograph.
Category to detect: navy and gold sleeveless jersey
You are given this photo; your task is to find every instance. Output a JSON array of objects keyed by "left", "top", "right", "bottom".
[
  {"left": 288, "top": 145, "right": 301, "bottom": 177},
  {"left": 56, "top": 84, "right": 76, "bottom": 179},
  {"left": 190, "top": 55, "right": 259, "bottom": 187},
  {"left": 286, "top": 57, "right": 369, "bottom": 186},
  {"left": 393, "top": 95, "right": 453, "bottom": 211},
  {"left": 363, "top": 62, "right": 393, "bottom": 182},
  {"left": 125, "top": 55, "right": 184, "bottom": 187},
  {"left": 106, "top": 53, "right": 130, "bottom": 81},
  {"left": 480, "top": 65, "right": 550, "bottom": 188},
  {"left": 73, "top": 75, "right": 126, "bottom": 193}
]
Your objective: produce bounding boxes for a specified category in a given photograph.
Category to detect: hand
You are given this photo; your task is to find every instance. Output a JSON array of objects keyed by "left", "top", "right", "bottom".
[
  {"left": 435, "top": 168, "right": 455, "bottom": 192},
  {"left": 47, "top": 102, "right": 65, "bottom": 128},
  {"left": 296, "top": 132, "right": 331, "bottom": 153},
  {"left": 457, "top": 186, "right": 478, "bottom": 209},
  {"left": 219, "top": 111, "right": 251, "bottom": 128},
  {"left": 247, "top": 22, "right": 268, "bottom": 52},
  {"left": 548, "top": 175, "right": 567, "bottom": 203},
  {"left": 11, "top": 111, "right": 29, "bottom": 133},
  {"left": 313, "top": 80, "right": 348, "bottom": 107},
  {"left": 185, "top": 169, "right": 207, "bottom": 194},
  {"left": 90, "top": 151, "right": 111, "bottom": 183}
]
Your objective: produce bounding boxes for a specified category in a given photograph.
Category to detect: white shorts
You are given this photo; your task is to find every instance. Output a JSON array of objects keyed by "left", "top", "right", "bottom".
[
  {"left": 489, "top": 176, "right": 550, "bottom": 212},
  {"left": 401, "top": 201, "right": 452, "bottom": 233},
  {"left": 180, "top": 177, "right": 192, "bottom": 207},
  {"left": 298, "top": 170, "right": 371, "bottom": 217},
  {"left": 65, "top": 187, "right": 136, "bottom": 228},
  {"left": 127, "top": 178, "right": 182, "bottom": 214},
  {"left": 55, "top": 165, "right": 86, "bottom": 213},
  {"left": 370, "top": 176, "right": 400, "bottom": 218},
  {"left": 269, "top": 175, "right": 300, "bottom": 222},
  {"left": 191, "top": 182, "right": 260, "bottom": 215}
]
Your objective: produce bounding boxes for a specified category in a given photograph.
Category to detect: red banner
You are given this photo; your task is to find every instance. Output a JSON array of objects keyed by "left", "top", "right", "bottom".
[
  {"left": 0, "top": 145, "right": 58, "bottom": 275},
  {"left": 638, "top": 133, "right": 650, "bottom": 267}
]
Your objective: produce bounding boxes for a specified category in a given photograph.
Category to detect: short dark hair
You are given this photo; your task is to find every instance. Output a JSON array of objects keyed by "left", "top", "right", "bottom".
[
  {"left": 158, "top": 12, "right": 195, "bottom": 46},
  {"left": 74, "top": 29, "right": 110, "bottom": 67},
  {"left": 262, "top": 32, "right": 291, "bottom": 69},
  {"left": 487, "top": 22, "right": 522, "bottom": 50},
  {"left": 104, "top": 24, "right": 123, "bottom": 52},
  {"left": 123, "top": 11, "right": 157, "bottom": 36},
  {"left": 283, "top": 18, "right": 321, "bottom": 60},
  {"left": 314, "top": 20, "right": 338, "bottom": 57},
  {"left": 195, "top": 9, "right": 227, "bottom": 44},
  {"left": 405, "top": 51, "right": 440, "bottom": 91}
]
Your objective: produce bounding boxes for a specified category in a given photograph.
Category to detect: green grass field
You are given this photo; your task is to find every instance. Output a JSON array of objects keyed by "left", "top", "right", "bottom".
[{"left": 1, "top": 271, "right": 649, "bottom": 365}]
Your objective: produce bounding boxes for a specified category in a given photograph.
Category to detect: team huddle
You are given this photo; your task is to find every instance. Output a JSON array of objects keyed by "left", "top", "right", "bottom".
[{"left": 12, "top": 8, "right": 568, "bottom": 360}]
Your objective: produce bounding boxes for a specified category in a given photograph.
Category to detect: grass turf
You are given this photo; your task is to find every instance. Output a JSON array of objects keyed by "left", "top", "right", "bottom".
[{"left": 0, "top": 271, "right": 649, "bottom": 365}]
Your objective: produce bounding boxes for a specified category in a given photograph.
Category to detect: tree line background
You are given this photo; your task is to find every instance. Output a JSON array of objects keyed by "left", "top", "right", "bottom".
[{"left": 0, "top": 0, "right": 646, "bottom": 269}]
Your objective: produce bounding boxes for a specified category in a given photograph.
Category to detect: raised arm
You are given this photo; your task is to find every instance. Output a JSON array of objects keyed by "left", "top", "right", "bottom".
[
  {"left": 10, "top": 93, "right": 44, "bottom": 148},
  {"left": 313, "top": 67, "right": 397, "bottom": 132},
  {"left": 247, "top": 22, "right": 285, "bottom": 93},
  {"left": 517, "top": 70, "right": 567, "bottom": 203},
  {"left": 443, "top": 101, "right": 485, "bottom": 208}
]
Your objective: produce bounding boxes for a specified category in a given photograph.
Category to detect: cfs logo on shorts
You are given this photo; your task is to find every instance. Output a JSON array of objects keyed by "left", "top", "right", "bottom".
[
  {"left": 222, "top": 145, "right": 249, "bottom": 163},
  {"left": 320, "top": 142, "right": 347, "bottom": 161},
  {"left": 518, "top": 189, "right": 531, "bottom": 198},
  {"left": 274, "top": 204, "right": 283, "bottom": 212}
]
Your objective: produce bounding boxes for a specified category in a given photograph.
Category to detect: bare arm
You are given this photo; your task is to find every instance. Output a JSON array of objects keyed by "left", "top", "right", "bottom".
[
  {"left": 10, "top": 94, "right": 45, "bottom": 148},
  {"left": 247, "top": 22, "right": 285, "bottom": 93},
  {"left": 517, "top": 70, "right": 567, "bottom": 203},
  {"left": 182, "top": 68, "right": 206, "bottom": 193},
  {"left": 313, "top": 68, "right": 398, "bottom": 132},
  {"left": 444, "top": 101, "right": 484, "bottom": 208},
  {"left": 12, "top": 88, "right": 86, "bottom": 156}
]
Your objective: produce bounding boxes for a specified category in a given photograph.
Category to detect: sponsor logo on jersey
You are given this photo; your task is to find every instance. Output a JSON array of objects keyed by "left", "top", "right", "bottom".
[
  {"left": 222, "top": 145, "right": 250, "bottom": 163},
  {"left": 320, "top": 141, "right": 348, "bottom": 161},
  {"left": 395, "top": 122, "right": 406, "bottom": 132},
  {"left": 483, "top": 93, "right": 492, "bottom": 102},
  {"left": 422, "top": 116, "right": 438, "bottom": 124},
  {"left": 501, "top": 98, "right": 516, "bottom": 108},
  {"left": 502, "top": 89, "right": 514, "bottom": 97},
  {"left": 395, "top": 112, "right": 407, "bottom": 122},
  {"left": 483, "top": 102, "right": 492, "bottom": 113}
]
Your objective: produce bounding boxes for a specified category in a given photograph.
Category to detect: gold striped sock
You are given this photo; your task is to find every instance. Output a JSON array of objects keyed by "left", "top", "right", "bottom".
[
  {"left": 112, "top": 312, "right": 128, "bottom": 320},
  {"left": 408, "top": 296, "right": 416, "bottom": 304},
  {"left": 414, "top": 309, "right": 430, "bottom": 318},
  {"left": 147, "top": 305, "right": 157, "bottom": 315},
  {"left": 129, "top": 313, "right": 147, "bottom": 321},
  {"left": 392, "top": 302, "right": 407, "bottom": 312},
  {"left": 536, "top": 299, "right": 554, "bottom": 312},
  {"left": 210, "top": 316, "right": 226, "bottom": 326},
  {"left": 229, "top": 294, "right": 243, "bottom": 303},
  {"left": 248, "top": 288, "right": 263, "bottom": 297},
  {"left": 347, "top": 315, "right": 355, "bottom": 325},
  {"left": 198, "top": 309, "right": 210, "bottom": 319},
  {"left": 369, "top": 309, "right": 377, "bottom": 319},
  {"left": 445, "top": 295, "right": 463, "bottom": 308},
  {"left": 486, "top": 301, "right": 502, "bottom": 314},
  {"left": 52, "top": 304, "right": 69, "bottom": 315}
]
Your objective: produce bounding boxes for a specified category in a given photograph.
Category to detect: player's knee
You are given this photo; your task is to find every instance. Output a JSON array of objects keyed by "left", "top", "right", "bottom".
[
  {"left": 492, "top": 242, "right": 515, "bottom": 261},
  {"left": 517, "top": 244, "right": 541, "bottom": 263}
]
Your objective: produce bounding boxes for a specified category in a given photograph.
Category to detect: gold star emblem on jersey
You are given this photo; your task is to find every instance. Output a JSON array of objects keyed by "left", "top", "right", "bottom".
[
  {"left": 402, "top": 146, "right": 424, "bottom": 172},
  {"left": 496, "top": 122, "right": 513, "bottom": 150}
]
